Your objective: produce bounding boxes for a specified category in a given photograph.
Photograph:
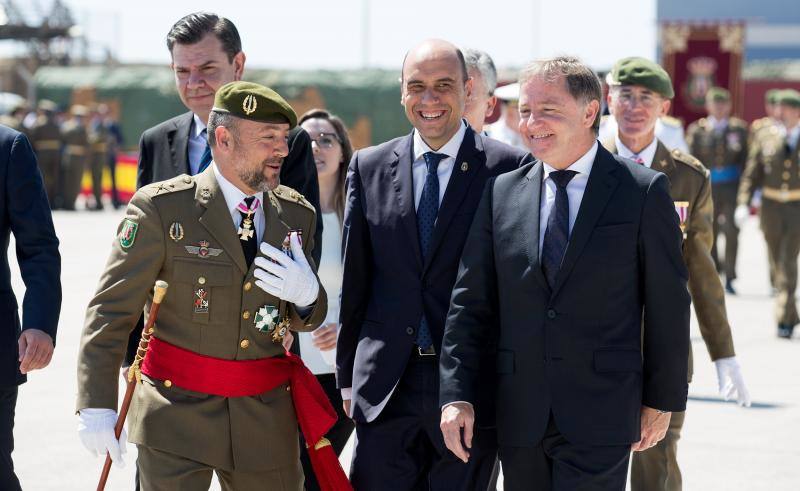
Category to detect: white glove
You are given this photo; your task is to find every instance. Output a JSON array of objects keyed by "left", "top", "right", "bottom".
[
  {"left": 254, "top": 232, "right": 319, "bottom": 308},
  {"left": 734, "top": 204, "right": 750, "bottom": 229},
  {"left": 77, "top": 408, "right": 127, "bottom": 467},
  {"left": 714, "top": 356, "right": 751, "bottom": 407}
]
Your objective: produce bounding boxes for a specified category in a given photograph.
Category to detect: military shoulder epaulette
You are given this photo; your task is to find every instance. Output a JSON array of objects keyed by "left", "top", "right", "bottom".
[
  {"left": 671, "top": 149, "right": 709, "bottom": 177},
  {"left": 141, "top": 174, "right": 196, "bottom": 197},
  {"left": 661, "top": 115, "right": 683, "bottom": 128},
  {"left": 729, "top": 117, "right": 748, "bottom": 129},
  {"left": 272, "top": 185, "right": 315, "bottom": 212}
]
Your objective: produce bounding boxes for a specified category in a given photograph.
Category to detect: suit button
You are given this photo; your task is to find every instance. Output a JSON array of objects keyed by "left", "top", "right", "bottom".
[
  {"left": 547, "top": 309, "right": 557, "bottom": 319},
  {"left": 243, "top": 282, "right": 252, "bottom": 291},
  {"left": 242, "top": 310, "right": 251, "bottom": 320},
  {"left": 163, "top": 380, "right": 172, "bottom": 388},
  {"left": 406, "top": 327, "right": 415, "bottom": 335},
  {"left": 198, "top": 276, "right": 206, "bottom": 285},
  {"left": 240, "top": 339, "right": 250, "bottom": 349}
]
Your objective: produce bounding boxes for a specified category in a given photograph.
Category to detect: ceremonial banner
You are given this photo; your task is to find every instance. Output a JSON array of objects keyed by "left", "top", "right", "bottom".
[{"left": 660, "top": 22, "right": 745, "bottom": 126}]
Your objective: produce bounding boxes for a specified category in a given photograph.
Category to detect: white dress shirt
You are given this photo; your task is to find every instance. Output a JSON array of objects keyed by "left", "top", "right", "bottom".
[
  {"left": 412, "top": 120, "right": 468, "bottom": 208},
  {"left": 707, "top": 116, "right": 729, "bottom": 134},
  {"left": 615, "top": 135, "right": 659, "bottom": 169},
  {"left": 212, "top": 163, "right": 265, "bottom": 243},
  {"left": 188, "top": 114, "right": 208, "bottom": 176},
  {"left": 538, "top": 141, "right": 599, "bottom": 253},
  {"left": 786, "top": 124, "right": 800, "bottom": 151}
]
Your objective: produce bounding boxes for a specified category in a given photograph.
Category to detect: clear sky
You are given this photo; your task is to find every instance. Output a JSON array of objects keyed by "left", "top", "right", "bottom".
[{"left": 17, "top": 0, "right": 657, "bottom": 72}]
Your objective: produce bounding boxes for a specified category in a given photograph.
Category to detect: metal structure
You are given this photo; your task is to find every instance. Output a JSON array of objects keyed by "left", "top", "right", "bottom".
[{"left": 0, "top": 0, "right": 75, "bottom": 66}]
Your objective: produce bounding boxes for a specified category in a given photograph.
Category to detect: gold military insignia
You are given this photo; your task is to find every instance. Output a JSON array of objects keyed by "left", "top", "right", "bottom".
[
  {"left": 243, "top": 94, "right": 258, "bottom": 115},
  {"left": 169, "top": 222, "right": 184, "bottom": 242},
  {"left": 200, "top": 189, "right": 212, "bottom": 199}
]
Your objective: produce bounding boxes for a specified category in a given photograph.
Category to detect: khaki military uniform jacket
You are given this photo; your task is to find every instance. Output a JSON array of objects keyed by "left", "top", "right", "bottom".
[
  {"left": 686, "top": 117, "right": 748, "bottom": 174},
  {"left": 77, "top": 168, "right": 327, "bottom": 471},
  {"left": 603, "top": 139, "right": 736, "bottom": 372},
  {"left": 748, "top": 116, "right": 778, "bottom": 145},
  {"left": 738, "top": 125, "right": 800, "bottom": 206},
  {"left": 61, "top": 120, "right": 88, "bottom": 160},
  {"left": 29, "top": 116, "right": 62, "bottom": 154}
]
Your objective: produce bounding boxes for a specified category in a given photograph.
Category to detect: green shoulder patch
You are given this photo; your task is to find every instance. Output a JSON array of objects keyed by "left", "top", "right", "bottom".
[{"left": 119, "top": 219, "right": 139, "bottom": 249}]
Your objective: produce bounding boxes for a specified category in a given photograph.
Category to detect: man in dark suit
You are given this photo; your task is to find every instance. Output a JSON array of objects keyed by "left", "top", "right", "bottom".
[
  {"left": 439, "top": 56, "right": 691, "bottom": 490},
  {"left": 337, "top": 39, "right": 531, "bottom": 490},
  {"left": 0, "top": 124, "right": 61, "bottom": 490}
]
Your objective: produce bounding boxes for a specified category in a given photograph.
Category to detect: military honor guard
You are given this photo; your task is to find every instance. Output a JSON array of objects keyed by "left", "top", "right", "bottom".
[
  {"left": 75, "top": 82, "right": 349, "bottom": 491},
  {"left": 60, "top": 105, "right": 90, "bottom": 211},
  {"left": 749, "top": 89, "right": 781, "bottom": 144},
  {"left": 28, "top": 100, "right": 63, "bottom": 208},
  {"left": 602, "top": 58, "right": 750, "bottom": 491},
  {"left": 737, "top": 89, "right": 800, "bottom": 339},
  {"left": 686, "top": 87, "right": 749, "bottom": 293}
]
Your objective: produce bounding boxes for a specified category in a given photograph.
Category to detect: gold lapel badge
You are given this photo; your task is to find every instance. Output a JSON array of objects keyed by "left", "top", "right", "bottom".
[
  {"left": 461, "top": 162, "right": 469, "bottom": 172},
  {"left": 169, "top": 222, "right": 184, "bottom": 242}
]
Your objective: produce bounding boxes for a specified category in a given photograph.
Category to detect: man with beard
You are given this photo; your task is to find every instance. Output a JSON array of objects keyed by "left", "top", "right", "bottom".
[{"left": 76, "top": 82, "right": 328, "bottom": 490}]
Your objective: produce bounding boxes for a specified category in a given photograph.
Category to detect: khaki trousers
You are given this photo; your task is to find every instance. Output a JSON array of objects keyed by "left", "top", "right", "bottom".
[{"left": 630, "top": 410, "right": 687, "bottom": 491}]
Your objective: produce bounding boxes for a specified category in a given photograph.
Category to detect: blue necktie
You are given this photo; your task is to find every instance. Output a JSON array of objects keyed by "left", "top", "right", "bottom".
[
  {"left": 416, "top": 152, "right": 446, "bottom": 350},
  {"left": 541, "top": 170, "right": 577, "bottom": 288},
  {"left": 197, "top": 129, "right": 212, "bottom": 174}
]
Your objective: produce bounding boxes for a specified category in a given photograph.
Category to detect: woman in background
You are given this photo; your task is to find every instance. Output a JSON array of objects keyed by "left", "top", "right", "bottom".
[{"left": 298, "top": 108, "right": 354, "bottom": 488}]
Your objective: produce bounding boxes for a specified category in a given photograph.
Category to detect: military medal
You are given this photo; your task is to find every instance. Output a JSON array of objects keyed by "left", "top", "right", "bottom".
[
  {"left": 272, "top": 318, "right": 291, "bottom": 343},
  {"left": 282, "top": 230, "right": 303, "bottom": 259},
  {"left": 194, "top": 288, "right": 209, "bottom": 313},
  {"left": 254, "top": 305, "right": 280, "bottom": 333},
  {"left": 185, "top": 240, "right": 223, "bottom": 257},
  {"left": 237, "top": 197, "right": 260, "bottom": 241},
  {"left": 169, "top": 222, "right": 184, "bottom": 242},
  {"left": 674, "top": 201, "right": 689, "bottom": 234}
]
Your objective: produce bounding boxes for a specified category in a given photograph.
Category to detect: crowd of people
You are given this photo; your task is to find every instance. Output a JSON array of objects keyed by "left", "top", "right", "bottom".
[{"left": 0, "top": 8, "right": 798, "bottom": 491}]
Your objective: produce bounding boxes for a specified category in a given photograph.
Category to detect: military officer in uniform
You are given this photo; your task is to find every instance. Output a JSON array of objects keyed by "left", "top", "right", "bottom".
[
  {"left": 76, "top": 82, "right": 329, "bottom": 490},
  {"left": 686, "top": 87, "right": 749, "bottom": 293},
  {"left": 603, "top": 57, "right": 751, "bottom": 491},
  {"left": 29, "top": 100, "right": 63, "bottom": 208},
  {"left": 736, "top": 89, "right": 800, "bottom": 339},
  {"left": 749, "top": 89, "right": 781, "bottom": 144},
  {"left": 87, "top": 105, "right": 110, "bottom": 210},
  {"left": 60, "top": 105, "right": 90, "bottom": 210},
  {"left": 0, "top": 102, "right": 28, "bottom": 135}
]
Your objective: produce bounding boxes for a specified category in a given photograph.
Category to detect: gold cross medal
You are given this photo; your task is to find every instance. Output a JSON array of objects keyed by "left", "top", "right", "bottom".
[{"left": 236, "top": 197, "right": 260, "bottom": 241}]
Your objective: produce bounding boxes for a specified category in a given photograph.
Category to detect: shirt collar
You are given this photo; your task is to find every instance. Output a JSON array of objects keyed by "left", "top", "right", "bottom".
[
  {"left": 615, "top": 134, "right": 659, "bottom": 168},
  {"left": 542, "top": 140, "right": 598, "bottom": 178},
  {"left": 708, "top": 116, "right": 728, "bottom": 131},
  {"left": 413, "top": 120, "right": 468, "bottom": 162},
  {"left": 192, "top": 113, "right": 206, "bottom": 139},
  {"left": 212, "top": 163, "right": 264, "bottom": 215}
]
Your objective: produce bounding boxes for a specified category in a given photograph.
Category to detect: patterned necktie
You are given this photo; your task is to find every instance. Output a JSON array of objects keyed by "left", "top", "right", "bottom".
[
  {"left": 197, "top": 129, "right": 212, "bottom": 174},
  {"left": 415, "top": 151, "right": 446, "bottom": 350},
  {"left": 237, "top": 196, "right": 260, "bottom": 267},
  {"left": 541, "top": 170, "right": 577, "bottom": 288}
]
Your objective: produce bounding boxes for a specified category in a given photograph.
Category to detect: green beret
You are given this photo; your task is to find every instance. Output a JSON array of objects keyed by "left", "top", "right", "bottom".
[
  {"left": 705, "top": 87, "right": 730, "bottom": 103},
  {"left": 765, "top": 89, "right": 781, "bottom": 104},
  {"left": 213, "top": 81, "right": 297, "bottom": 128},
  {"left": 608, "top": 57, "right": 674, "bottom": 99},
  {"left": 777, "top": 89, "right": 800, "bottom": 108}
]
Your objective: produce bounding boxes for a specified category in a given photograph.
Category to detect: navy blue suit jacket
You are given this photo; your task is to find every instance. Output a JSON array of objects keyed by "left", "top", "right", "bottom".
[
  {"left": 337, "top": 127, "right": 531, "bottom": 423},
  {"left": 440, "top": 143, "right": 691, "bottom": 447},
  {"left": 0, "top": 125, "right": 61, "bottom": 388}
]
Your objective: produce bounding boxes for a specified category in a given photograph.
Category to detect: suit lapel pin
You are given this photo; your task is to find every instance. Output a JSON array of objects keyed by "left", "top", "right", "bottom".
[
  {"left": 200, "top": 189, "right": 211, "bottom": 199},
  {"left": 169, "top": 222, "right": 184, "bottom": 242},
  {"left": 461, "top": 161, "right": 469, "bottom": 172},
  {"left": 185, "top": 240, "right": 223, "bottom": 258}
]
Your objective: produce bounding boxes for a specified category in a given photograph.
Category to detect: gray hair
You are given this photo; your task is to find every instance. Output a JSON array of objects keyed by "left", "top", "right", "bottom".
[
  {"left": 207, "top": 110, "right": 239, "bottom": 147},
  {"left": 519, "top": 56, "right": 602, "bottom": 131},
  {"left": 463, "top": 48, "right": 497, "bottom": 95}
]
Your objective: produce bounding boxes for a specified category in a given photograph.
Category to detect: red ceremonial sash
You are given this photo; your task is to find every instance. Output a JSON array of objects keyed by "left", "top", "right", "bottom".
[{"left": 141, "top": 336, "right": 352, "bottom": 491}]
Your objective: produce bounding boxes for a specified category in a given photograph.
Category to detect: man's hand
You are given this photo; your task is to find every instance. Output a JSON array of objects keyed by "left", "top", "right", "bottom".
[
  {"left": 77, "top": 408, "right": 127, "bottom": 468},
  {"left": 254, "top": 233, "right": 319, "bottom": 307},
  {"left": 312, "top": 323, "right": 338, "bottom": 351},
  {"left": 631, "top": 406, "right": 671, "bottom": 452},
  {"left": 18, "top": 329, "right": 54, "bottom": 374},
  {"left": 440, "top": 402, "right": 474, "bottom": 463},
  {"left": 343, "top": 399, "right": 351, "bottom": 418},
  {"left": 715, "top": 356, "right": 751, "bottom": 407}
]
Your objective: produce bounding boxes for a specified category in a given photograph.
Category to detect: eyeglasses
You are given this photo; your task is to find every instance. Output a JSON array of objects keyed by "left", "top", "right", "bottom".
[{"left": 310, "top": 133, "right": 341, "bottom": 149}]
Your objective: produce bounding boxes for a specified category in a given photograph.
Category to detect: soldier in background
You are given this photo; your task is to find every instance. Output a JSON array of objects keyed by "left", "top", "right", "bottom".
[
  {"left": 749, "top": 89, "right": 781, "bottom": 144},
  {"left": 737, "top": 89, "right": 800, "bottom": 339},
  {"left": 603, "top": 57, "right": 750, "bottom": 491},
  {"left": 0, "top": 102, "right": 29, "bottom": 135},
  {"left": 28, "top": 100, "right": 63, "bottom": 208},
  {"left": 485, "top": 82, "right": 527, "bottom": 151},
  {"left": 101, "top": 104, "right": 124, "bottom": 209},
  {"left": 87, "top": 105, "right": 110, "bottom": 210},
  {"left": 462, "top": 48, "right": 498, "bottom": 134},
  {"left": 60, "top": 105, "right": 89, "bottom": 211},
  {"left": 686, "top": 87, "right": 749, "bottom": 293}
]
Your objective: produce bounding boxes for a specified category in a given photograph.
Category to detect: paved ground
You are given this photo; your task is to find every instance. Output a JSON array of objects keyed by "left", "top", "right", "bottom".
[{"left": 8, "top": 207, "right": 800, "bottom": 490}]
